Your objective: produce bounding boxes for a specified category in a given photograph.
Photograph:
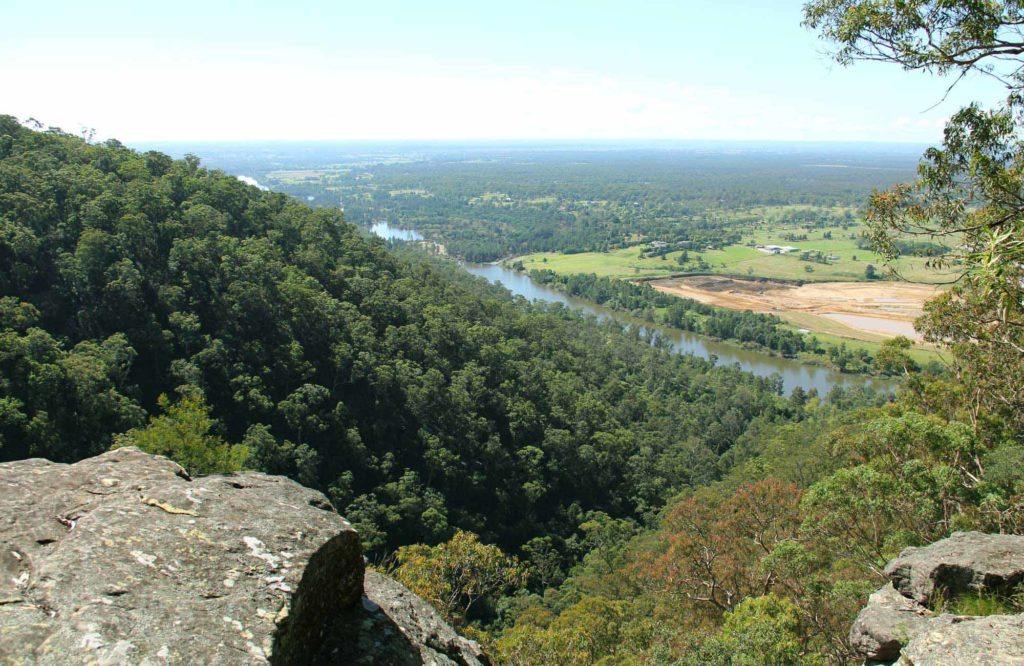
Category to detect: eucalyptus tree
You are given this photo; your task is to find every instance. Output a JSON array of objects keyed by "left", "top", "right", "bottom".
[{"left": 805, "top": 0, "right": 1024, "bottom": 435}]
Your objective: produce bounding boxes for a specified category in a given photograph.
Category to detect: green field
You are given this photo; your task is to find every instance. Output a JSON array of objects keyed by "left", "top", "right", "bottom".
[
  {"left": 787, "top": 325, "right": 945, "bottom": 367},
  {"left": 514, "top": 231, "right": 944, "bottom": 283},
  {"left": 511, "top": 216, "right": 954, "bottom": 354}
]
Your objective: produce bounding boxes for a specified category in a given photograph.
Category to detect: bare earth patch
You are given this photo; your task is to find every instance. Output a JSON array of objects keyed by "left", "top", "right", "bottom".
[{"left": 649, "top": 276, "right": 942, "bottom": 343}]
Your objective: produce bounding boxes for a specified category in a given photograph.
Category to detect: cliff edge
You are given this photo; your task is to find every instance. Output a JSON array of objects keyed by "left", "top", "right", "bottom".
[
  {"left": 850, "top": 531, "right": 1024, "bottom": 665},
  {"left": 0, "top": 447, "right": 488, "bottom": 665}
]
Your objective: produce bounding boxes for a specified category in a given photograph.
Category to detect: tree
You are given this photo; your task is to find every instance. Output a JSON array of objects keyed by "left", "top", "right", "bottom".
[
  {"left": 863, "top": 264, "right": 877, "bottom": 280},
  {"left": 874, "top": 336, "right": 919, "bottom": 376},
  {"left": 388, "top": 530, "right": 528, "bottom": 624},
  {"left": 674, "top": 594, "right": 814, "bottom": 666},
  {"left": 112, "top": 394, "right": 249, "bottom": 475},
  {"left": 495, "top": 596, "right": 628, "bottom": 666},
  {"left": 805, "top": 0, "right": 1024, "bottom": 438},
  {"left": 641, "top": 479, "right": 803, "bottom": 613},
  {"left": 799, "top": 411, "right": 980, "bottom": 576},
  {"left": 804, "top": 1, "right": 1024, "bottom": 77},
  {"left": 0, "top": 115, "right": 810, "bottom": 625},
  {"left": 716, "top": 594, "right": 805, "bottom": 666}
]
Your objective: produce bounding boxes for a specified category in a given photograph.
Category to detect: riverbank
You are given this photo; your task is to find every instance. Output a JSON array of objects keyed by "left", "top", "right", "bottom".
[
  {"left": 648, "top": 275, "right": 941, "bottom": 344},
  {"left": 372, "top": 222, "right": 899, "bottom": 395},
  {"left": 460, "top": 262, "right": 898, "bottom": 396}
]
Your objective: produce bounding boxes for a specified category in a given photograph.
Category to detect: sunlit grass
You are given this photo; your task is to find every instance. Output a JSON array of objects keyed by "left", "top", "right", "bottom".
[{"left": 513, "top": 220, "right": 946, "bottom": 283}]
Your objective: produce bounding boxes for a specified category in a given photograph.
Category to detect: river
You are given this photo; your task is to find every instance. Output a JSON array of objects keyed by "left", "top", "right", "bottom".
[
  {"left": 371, "top": 222, "right": 896, "bottom": 396},
  {"left": 371, "top": 222, "right": 423, "bottom": 241}
]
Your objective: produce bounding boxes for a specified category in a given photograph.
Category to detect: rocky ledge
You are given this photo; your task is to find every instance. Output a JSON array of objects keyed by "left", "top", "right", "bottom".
[
  {"left": 850, "top": 531, "right": 1024, "bottom": 665},
  {"left": 0, "top": 447, "right": 488, "bottom": 665}
]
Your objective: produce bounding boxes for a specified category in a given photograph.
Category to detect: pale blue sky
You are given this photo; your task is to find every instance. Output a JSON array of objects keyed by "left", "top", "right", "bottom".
[{"left": 0, "top": 0, "right": 1008, "bottom": 142}]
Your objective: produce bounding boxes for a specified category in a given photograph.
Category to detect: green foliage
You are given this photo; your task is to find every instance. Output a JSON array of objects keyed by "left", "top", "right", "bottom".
[
  {"left": 0, "top": 319, "right": 144, "bottom": 460},
  {"left": 928, "top": 582, "right": 1024, "bottom": 617},
  {"left": 946, "top": 588, "right": 1016, "bottom": 617},
  {"left": 800, "top": 411, "right": 981, "bottom": 573},
  {"left": 9, "top": 15, "right": 1024, "bottom": 656},
  {"left": 498, "top": 393, "right": 1014, "bottom": 665},
  {"left": 873, "top": 336, "right": 918, "bottom": 376},
  {"left": 803, "top": 1, "right": 1022, "bottom": 74},
  {"left": 113, "top": 394, "right": 249, "bottom": 475},
  {"left": 0, "top": 117, "right": 798, "bottom": 560},
  {"left": 669, "top": 595, "right": 822, "bottom": 665},
  {"left": 495, "top": 596, "right": 628, "bottom": 666},
  {"left": 805, "top": 0, "right": 1024, "bottom": 437},
  {"left": 388, "top": 530, "right": 527, "bottom": 625},
  {"left": 712, "top": 595, "right": 807, "bottom": 666}
]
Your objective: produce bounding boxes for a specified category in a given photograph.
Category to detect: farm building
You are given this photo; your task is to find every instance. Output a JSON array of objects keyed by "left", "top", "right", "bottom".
[{"left": 756, "top": 244, "right": 800, "bottom": 254}]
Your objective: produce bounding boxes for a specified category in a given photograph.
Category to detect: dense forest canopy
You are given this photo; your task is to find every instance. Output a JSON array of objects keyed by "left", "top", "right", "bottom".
[
  {"left": 459, "top": 4, "right": 1024, "bottom": 664},
  {"left": 0, "top": 116, "right": 832, "bottom": 566},
  {"left": 7, "top": 113, "right": 1006, "bottom": 664}
]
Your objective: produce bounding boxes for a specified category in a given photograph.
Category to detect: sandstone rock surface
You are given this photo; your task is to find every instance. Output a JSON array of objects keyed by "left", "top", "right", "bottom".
[
  {"left": 850, "top": 531, "right": 1024, "bottom": 666},
  {"left": 897, "top": 614, "right": 1024, "bottom": 666},
  {"left": 0, "top": 448, "right": 488, "bottom": 665},
  {"left": 312, "top": 573, "right": 490, "bottom": 666},
  {"left": 885, "top": 531, "right": 1024, "bottom": 604},
  {"left": 848, "top": 583, "right": 932, "bottom": 663}
]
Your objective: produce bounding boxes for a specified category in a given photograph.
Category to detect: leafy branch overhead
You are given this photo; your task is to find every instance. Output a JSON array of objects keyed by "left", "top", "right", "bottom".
[
  {"left": 807, "top": 0, "right": 1024, "bottom": 432},
  {"left": 804, "top": 0, "right": 1024, "bottom": 82}
]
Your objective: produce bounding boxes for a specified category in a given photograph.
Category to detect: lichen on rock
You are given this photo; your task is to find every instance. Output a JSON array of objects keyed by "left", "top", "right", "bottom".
[{"left": 0, "top": 448, "right": 488, "bottom": 665}]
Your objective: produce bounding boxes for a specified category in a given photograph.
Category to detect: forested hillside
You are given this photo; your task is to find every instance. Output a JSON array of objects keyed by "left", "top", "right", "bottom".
[
  {"left": 0, "top": 116, "right": 819, "bottom": 565},
  {"left": 8, "top": 3, "right": 1024, "bottom": 657},
  {"left": 458, "top": 3, "right": 1024, "bottom": 663}
]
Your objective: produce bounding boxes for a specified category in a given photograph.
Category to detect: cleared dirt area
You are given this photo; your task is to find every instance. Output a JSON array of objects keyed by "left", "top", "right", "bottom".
[{"left": 649, "top": 276, "right": 942, "bottom": 343}]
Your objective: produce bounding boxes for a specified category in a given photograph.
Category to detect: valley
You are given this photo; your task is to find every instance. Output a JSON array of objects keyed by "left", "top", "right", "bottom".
[
  {"left": 165, "top": 141, "right": 945, "bottom": 372},
  {"left": 371, "top": 221, "right": 897, "bottom": 395},
  {"left": 7, "top": 0, "right": 1024, "bottom": 664}
]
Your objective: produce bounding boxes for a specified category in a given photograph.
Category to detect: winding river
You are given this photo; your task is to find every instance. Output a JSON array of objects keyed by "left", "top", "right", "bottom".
[{"left": 372, "top": 222, "right": 896, "bottom": 396}]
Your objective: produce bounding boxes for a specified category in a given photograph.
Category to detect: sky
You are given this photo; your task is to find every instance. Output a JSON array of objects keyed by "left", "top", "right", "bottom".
[{"left": 0, "top": 0, "right": 1010, "bottom": 143}]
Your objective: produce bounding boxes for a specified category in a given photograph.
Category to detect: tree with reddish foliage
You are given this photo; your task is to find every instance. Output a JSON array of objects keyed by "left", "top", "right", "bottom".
[{"left": 641, "top": 478, "right": 803, "bottom": 613}]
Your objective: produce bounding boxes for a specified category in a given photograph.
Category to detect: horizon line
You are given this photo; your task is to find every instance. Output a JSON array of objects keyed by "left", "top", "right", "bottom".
[{"left": 130, "top": 137, "right": 932, "bottom": 147}]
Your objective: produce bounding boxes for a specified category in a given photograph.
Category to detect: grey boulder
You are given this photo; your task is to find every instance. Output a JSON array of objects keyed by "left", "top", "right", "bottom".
[
  {"left": 850, "top": 531, "right": 1024, "bottom": 666},
  {"left": 897, "top": 614, "right": 1024, "bottom": 666},
  {"left": 885, "top": 531, "right": 1024, "bottom": 604},
  {"left": 848, "top": 583, "right": 933, "bottom": 663},
  {"left": 0, "top": 447, "right": 488, "bottom": 665}
]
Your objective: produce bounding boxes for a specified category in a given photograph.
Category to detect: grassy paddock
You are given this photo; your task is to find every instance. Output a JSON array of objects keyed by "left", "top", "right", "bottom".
[{"left": 513, "top": 216, "right": 952, "bottom": 284}]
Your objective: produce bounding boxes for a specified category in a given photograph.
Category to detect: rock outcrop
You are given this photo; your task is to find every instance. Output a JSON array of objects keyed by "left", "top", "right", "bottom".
[
  {"left": 848, "top": 583, "right": 932, "bottom": 663},
  {"left": 850, "top": 531, "right": 1024, "bottom": 665},
  {"left": 898, "top": 614, "right": 1024, "bottom": 666},
  {"left": 315, "top": 572, "right": 490, "bottom": 666},
  {"left": 884, "top": 531, "right": 1024, "bottom": 605},
  {"left": 0, "top": 447, "right": 488, "bottom": 665}
]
